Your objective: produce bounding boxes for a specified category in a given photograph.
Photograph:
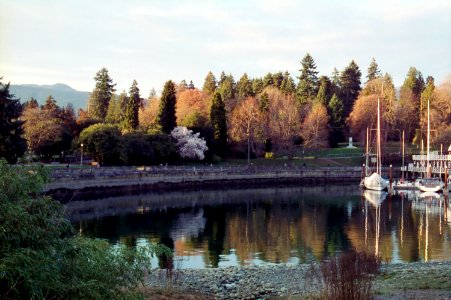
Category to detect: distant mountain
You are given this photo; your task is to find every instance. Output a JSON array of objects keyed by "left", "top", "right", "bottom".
[{"left": 9, "top": 83, "right": 90, "bottom": 111}]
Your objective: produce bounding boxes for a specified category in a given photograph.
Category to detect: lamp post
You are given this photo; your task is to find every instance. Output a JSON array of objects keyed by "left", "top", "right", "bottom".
[{"left": 80, "top": 143, "right": 84, "bottom": 166}]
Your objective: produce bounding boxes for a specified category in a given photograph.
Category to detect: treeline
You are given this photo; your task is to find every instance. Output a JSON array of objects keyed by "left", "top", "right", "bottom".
[{"left": 1, "top": 54, "right": 450, "bottom": 165}]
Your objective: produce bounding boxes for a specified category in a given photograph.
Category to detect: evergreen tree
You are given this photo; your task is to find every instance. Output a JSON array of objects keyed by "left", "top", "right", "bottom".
[
  {"left": 259, "top": 92, "right": 269, "bottom": 112},
  {"left": 188, "top": 80, "right": 195, "bottom": 90},
  {"left": 105, "top": 95, "right": 119, "bottom": 124},
  {"left": 219, "top": 74, "right": 235, "bottom": 104},
  {"left": 296, "top": 53, "right": 319, "bottom": 105},
  {"left": 210, "top": 92, "right": 228, "bottom": 157},
  {"left": 315, "top": 76, "right": 332, "bottom": 105},
  {"left": 88, "top": 68, "right": 116, "bottom": 120},
  {"left": 123, "top": 80, "right": 140, "bottom": 131},
  {"left": 339, "top": 60, "right": 361, "bottom": 117},
  {"left": 252, "top": 78, "right": 264, "bottom": 95},
  {"left": 218, "top": 71, "right": 227, "bottom": 86},
  {"left": 402, "top": 66, "right": 425, "bottom": 100},
  {"left": 272, "top": 72, "right": 284, "bottom": 89},
  {"left": 280, "top": 71, "right": 295, "bottom": 94},
  {"left": 366, "top": 58, "right": 381, "bottom": 82},
  {"left": 262, "top": 73, "right": 274, "bottom": 88},
  {"left": 42, "top": 95, "right": 58, "bottom": 111},
  {"left": 24, "top": 97, "right": 39, "bottom": 109},
  {"left": 202, "top": 71, "right": 217, "bottom": 95},
  {"left": 237, "top": 73, "right": 253, "bottom": 99},
  {"left": 331, "top": 67, "right": 341, "bottom": 95},
  {"left": 157, "top": 80, "right": 177, "bottom": 133},
  {"left": 420, "top": 76, "right": 435, "bottom": 114},
  {"left": 0, "top": 79, "right": 27, "bottom": 163},
  {"left": 327, "top": 93, "right": 344, "bottom": 147}
]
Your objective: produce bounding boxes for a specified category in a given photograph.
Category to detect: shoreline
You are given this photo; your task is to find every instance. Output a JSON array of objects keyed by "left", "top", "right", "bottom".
[
  {"left": 147, "top": 261, "right": 451, "bottom": 299},
  {"left": 45, "top": 166, "right": 374, "bottom": 201}
]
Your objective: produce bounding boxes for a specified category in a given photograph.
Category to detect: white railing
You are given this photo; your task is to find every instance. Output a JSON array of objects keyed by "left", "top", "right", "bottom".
[{"left": 412, "top": 154, "right": 451, "bottom": 161}]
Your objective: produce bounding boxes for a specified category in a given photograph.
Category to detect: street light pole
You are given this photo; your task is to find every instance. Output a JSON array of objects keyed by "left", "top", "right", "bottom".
[{"left": 80, "top": 143, "right": 84, "bottom": 166}]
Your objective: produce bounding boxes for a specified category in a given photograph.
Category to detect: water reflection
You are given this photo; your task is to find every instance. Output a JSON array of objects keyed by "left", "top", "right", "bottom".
[{"left": 67, "top": 186, "right": 451, "bottom": 268}]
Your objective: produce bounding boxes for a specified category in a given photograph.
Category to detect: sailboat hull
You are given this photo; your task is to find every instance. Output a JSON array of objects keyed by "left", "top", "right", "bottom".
[{"left": 363, "top": 173, "right": 389, "bottom": 191}]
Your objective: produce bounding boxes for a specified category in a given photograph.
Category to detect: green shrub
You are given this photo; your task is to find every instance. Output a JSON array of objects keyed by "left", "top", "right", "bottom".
[{"left": 0, "top": 160, "right": 170, "bottom": 299}]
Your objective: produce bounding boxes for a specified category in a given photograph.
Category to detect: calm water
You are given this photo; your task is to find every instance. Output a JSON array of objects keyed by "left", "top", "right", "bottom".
[{"left": 66, "top": 185, "right": 451, "bottom": 268}]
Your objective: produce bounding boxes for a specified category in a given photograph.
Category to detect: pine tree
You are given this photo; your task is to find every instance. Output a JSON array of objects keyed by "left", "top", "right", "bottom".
[
  {"left": 315, "top": 76, "right": 332, "bottom": 105},
  {"left": 105, "top": 95, "right": 118, "bottom": 124},
  {"left": 366, "top": 58, "right": 381, "bottom": 82},
  {"left": 88, "top": 68, "right": 116, "bottom": 120},
  {"left": 402, "top": 66, "right": 425, "bottom": 100},
  {"left": 218, "top": 71, "right": 227, "bottom": 86},
  {"left": 420, "top": 76, "right": 435, "bottom": 115},
  {"left": 219, "top": 74, "right": 235, "bottom": 105},
  {"left": 259, "top": 92, "right": 269, "bottom": 112},
  {"left": 296, "top": 53, "right": 319, "bottom": 105},
  {"left": 237, "top": 73, "right": 253, "bottom": 99},
  {"left": 262, "top": 73, "right": 274, "bottom": 88},
  {"left": 272, "top": 72, "right": 284, "bottom": 89},
  {"left": 210, "top": 92, "right": 228, "bottom": 157},
  {"left": 0, "top": 79, "right": 27, "bottom": 163},
  {"left": 24, "top": 97, "right": 39, "bottom": 109},
  {"left": 123, "top": 80, "right": 140, "bottom": 131},
  {"left": 339, "top": 60, "right": 361, "bottom": 117},
  {"left": 202, "top": 71, "right": 217, "bottom": 95},
  {"left": 42, "top": 95, "right": 60, "bottom": 118},
  {"left": 280, "top": 71, "right": 295, "bottom": 94},
  {"left": 157, "top": 80, "right": 177, "bottom": 133},
  {"left": 252, "top": 78, "right": 264, "bottom": 95},
  {"left": 327, "top": 93, "right": 344, "bottom": 147}
]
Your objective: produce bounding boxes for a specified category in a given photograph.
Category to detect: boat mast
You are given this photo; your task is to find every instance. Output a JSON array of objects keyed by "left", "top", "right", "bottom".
[
  {"left": 377, "top": 97, "right": 381, "bottom": 175},
  {"left": 427, "top": 98, "right": 430, "bottom": 178},
  {"left": 366, "top": 127, "right": 369, "bottom": 175},
  {"left": 402, "top": 130, "right": 405, "bottom": 180}
]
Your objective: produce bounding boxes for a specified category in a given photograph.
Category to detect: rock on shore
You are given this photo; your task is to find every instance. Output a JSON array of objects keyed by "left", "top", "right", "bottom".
[{"left": 147, "top": 262, "right": 451, "bottom": 299}]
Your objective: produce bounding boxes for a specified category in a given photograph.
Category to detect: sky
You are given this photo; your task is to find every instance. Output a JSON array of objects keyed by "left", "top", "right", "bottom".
[{"left": 1, "top": 0, "right": 450, "bottom": 97}]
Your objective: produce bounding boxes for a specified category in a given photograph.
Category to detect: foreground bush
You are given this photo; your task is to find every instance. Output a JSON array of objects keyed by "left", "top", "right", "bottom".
[
  {"left": 309, "top": 250, "right": 381, "bottom": 300},
  {"left": 0, "top": 160, "right": 168, "bottom": 299}
]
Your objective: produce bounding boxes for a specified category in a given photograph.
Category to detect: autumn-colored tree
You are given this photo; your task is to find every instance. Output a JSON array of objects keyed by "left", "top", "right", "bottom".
[
  {"left": 361, "top": 75, "right": 397, "bottom": 140},
  {"left": 395, "top": 88, "right": 417, "bottom": 142},
  {"left": 176, "top": 89, "right": 210, "bottom": 128},
  {"left": 266, "top": 87, "right": 300, "bottom": 157},
  {"left": 301, "top": 103, "right": 329, "bottom": 150},
  {"left": 347, "top": 94, "right": 389, "bottom": 143},
  {"left": 229, "top": 97, "right": 261, "bottom": 164},
  {"left": 430, "top": 79, "right": 451, "bottom": 147},
  {"left": 139, "top": 96, "right": 160, "bottom": 132},
  {"left": 22, "top": 105, "right": 63, "bottom": 154}
]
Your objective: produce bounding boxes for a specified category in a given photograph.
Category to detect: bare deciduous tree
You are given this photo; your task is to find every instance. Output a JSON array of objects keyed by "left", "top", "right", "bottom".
[
  {"left": 301, "top": 103, "right": 329, "bottom": 150},
  {"left": 229, "top": 97, "right": 261, "bottom": 164}
]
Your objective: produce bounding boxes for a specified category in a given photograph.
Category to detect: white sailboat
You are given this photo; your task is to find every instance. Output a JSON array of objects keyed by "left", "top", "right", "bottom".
[
  {"left": 363, "top": 97, "right": 389, "bottom": 191},
  {"left": 416, "top": 99, "right": 443, "bottom": 193}
]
